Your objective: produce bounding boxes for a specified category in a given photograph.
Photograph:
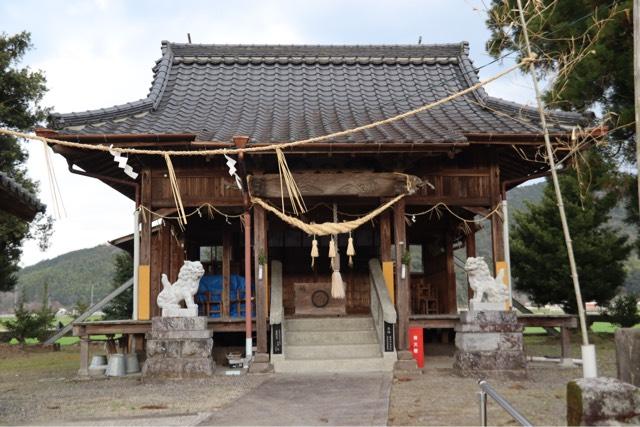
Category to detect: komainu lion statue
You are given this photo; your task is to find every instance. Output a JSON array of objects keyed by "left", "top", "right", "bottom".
[
  {"left": 157, "top": 261, "right": 205, "bottom": 313},
  {"left": 465, "top": 256, "right": 508, "bottom": 304}
]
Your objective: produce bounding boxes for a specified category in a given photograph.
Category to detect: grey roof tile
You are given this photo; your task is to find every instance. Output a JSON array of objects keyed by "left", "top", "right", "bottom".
[{"left": 48, "top": 42, "right": 585, "bottom": 143}]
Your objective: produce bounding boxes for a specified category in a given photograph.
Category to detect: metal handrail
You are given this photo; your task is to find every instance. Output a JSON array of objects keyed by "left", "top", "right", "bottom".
[{"left": 478, "top": 380, "right": 533, "bottom": 427}]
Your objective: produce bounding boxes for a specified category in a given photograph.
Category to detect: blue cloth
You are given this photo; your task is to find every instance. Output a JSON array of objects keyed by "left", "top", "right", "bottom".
[{"left": 196, "top": 274, "right": 255, "bottom": 318}]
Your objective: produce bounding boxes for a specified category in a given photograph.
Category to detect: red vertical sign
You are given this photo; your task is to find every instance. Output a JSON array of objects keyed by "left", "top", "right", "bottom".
[{"left": 408, "top": 327, "right": 424, "bottom": 368}]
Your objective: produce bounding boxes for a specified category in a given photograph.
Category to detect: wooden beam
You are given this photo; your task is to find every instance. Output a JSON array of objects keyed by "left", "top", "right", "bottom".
[
  {"left": 250, "top": 172, "right": 421, "bottom": 198},
  {"left": 489, "top": 158, "right": 505, "bottom": 271},
  {"left": 253, "top": 204, "right": 268, "bottom": 353},
  {"left": 393, "top": 199, "right": 409, "bottom": 351}
]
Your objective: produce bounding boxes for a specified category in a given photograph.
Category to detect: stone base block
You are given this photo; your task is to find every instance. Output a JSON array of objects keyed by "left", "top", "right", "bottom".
[
  {"left": 567, "top": 377, "right": 640, "bottom": 426},
  {"left": 455, "top": 332, "right": 523, "bottom": 352},
  {"left": 151, "top": 316, "right": 207, "bottom": 332},
  {"left": 454, "top": 310, "right": 526, "bottom": 378},
  {"left": 161, "top": 307, "right": 198, "bottom": 317},
  {"left": 144, "top": 316, "right": 215, "bottom": 379},
  {"left": 249, "top": 361, "right": 274, "bottom": 374},
  {"left": 143, "top": 357, "right": 214, "bottom": 378},
  {"left": 146, "top": 338, "right": 213, "bottom": 358},
  {"left": 454, "top": 351, "right": 527, "bottom": 379}
]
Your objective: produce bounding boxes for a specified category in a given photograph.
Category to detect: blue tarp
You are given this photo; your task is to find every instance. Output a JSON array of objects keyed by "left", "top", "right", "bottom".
[{"left": 196, "top": 274, "right": 255, "bottom": 318}]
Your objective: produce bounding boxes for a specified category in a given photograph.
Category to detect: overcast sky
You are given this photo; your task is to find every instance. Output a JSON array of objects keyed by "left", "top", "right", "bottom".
[{"left": 1, "top": 0, "right": 538, "bottom": 267}]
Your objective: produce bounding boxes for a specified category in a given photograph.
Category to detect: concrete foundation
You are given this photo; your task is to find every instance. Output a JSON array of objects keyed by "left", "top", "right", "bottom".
[
  {"left": 453, "top": 310, "right": 526, "bottom": 379},
  {"left": 143, "top": 316, "right": 215, "bottom": 378}
]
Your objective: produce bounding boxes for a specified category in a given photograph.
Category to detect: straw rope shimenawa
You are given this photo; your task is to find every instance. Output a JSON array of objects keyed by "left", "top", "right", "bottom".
[
  {"left": 0, "top": 56, "right": 534, "bottom": 157},
  {"left": 248, "top": 172, "right": 420, "bottom": 236}
]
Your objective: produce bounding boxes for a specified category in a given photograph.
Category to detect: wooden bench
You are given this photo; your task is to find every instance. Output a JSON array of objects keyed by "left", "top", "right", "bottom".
[{"left": 409, "top": 313, "right": 578, "bottom": 360}]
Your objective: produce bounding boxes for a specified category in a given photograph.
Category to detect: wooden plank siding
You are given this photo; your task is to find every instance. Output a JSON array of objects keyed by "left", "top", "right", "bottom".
[
  {"left": 150, "top": 169, "right": 243, "bottom": 209},
  {"left": 406, "top": 168, "right": 492, "bottom": 206}
]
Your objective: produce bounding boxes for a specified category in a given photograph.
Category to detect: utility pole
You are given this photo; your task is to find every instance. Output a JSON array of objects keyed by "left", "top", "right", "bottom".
[{"left": 634, "top": 0, "right": 640, "bottom": 215}]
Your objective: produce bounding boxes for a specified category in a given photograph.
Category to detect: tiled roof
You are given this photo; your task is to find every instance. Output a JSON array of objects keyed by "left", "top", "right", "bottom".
[
  {"left": 48, "top": 42, "right": 583, "bottom": 143},
  {"left": 0, "top": 171, "right": 45, "bottom": 220}
]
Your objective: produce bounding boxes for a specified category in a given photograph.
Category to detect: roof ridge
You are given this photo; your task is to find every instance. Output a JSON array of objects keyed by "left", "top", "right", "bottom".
[
  {"left": 164, "top": 41, "right": 468, "bottom": 49},
  {"left": 49, "top": 44, "right": 175, "bottom": 127}
]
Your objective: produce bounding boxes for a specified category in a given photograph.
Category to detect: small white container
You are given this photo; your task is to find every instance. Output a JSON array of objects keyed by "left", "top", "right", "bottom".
[
  {"left": 125, "top": 353, "right": 140, "bottom": 374},
  {"left": 106, "top": 354, "right": 126, "bottom": 377}
]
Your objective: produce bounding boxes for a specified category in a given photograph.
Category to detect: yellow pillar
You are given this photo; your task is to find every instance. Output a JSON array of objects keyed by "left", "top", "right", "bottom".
[
  {"left": 382, "top": 261, "right": 395, "bottom": 304},
  {"left": 138, "top": 265, "right": 151, "bottom": 320}
]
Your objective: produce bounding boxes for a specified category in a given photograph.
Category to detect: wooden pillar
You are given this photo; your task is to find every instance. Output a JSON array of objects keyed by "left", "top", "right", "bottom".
[
  {"left": 379, "top": 210, "right": 394, "bottom": 304},
  {"left": 445, "top": 231, "right": 457, "bottom": 314},
  {"left": 253, "top": 204, "right": 268, "bottom": 354},
  {"left": 465, "top": 230, "right": 477, "bottom": 302},
  {"left": 489, "top": 161, "right": 505, "bottom": 272},
  {"left": 138, "top": 169, "right": 152, "bottom": 320},
  {"left": 222, "top": 230, "right": 231, "bottom": 318},
  {"left": 393, "top": 199, "right": 409, "bottom": 351}
]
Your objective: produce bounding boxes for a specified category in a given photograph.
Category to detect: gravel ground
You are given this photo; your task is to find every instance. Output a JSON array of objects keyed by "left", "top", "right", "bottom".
[
  {"left": 0, "top": 344, "right": 268, "bottom": 425},
  {"left": 0, "top": 332, "right": 618, "bottom": 426},
  {"left": 388, "top": 333, "right": 617, "bottom": 426}
]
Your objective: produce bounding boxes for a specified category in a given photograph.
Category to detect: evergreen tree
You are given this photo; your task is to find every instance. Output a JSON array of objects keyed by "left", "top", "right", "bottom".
[
  {"left": 511, "top": 153, "right": 632, "bottom": 313},
  {"left": 102, "top": 252, "right": 133, "bottom": 320},
  {"left": 485, "top": 0, "right": 634, "bottom": 158},
  {"left": 0, "top": 31, "right": 52, "bottom": 291}
]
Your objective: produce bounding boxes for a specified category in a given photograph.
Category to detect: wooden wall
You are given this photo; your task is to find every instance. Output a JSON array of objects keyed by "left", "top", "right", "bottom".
[{"left": 150, "top": 168, "right": 243, "bottom": 209}]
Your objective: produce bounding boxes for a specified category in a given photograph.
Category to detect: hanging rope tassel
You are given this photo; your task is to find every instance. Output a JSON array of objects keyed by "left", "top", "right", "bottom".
[
  {"left": 275, "top": 147, "right": 307, "bottom": 215},
  {"left": 331, "top": 253, "right": 345, "bottom": 299},
  {"left": 164, "top": 153, "right": 188, "bottom": 229},
  {"left": 310, "top": 235, "right": 319, "bottom": 267},
  {"left": 328, "top": 238, "right": 336, "bottom": 258},
  {"left": 346, "top": 232, "right": 355, "bottom": 268}
]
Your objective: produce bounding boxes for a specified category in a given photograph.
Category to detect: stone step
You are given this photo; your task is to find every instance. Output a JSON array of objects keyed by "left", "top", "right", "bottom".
[
  {"left": 273, "top": 357, "right": 393, "bottom": 373},
  {"left": 286, "top": 343, "right": 381, "bottom": 360},
  {"left": 285, "top": 317, "right": 374, "bottom": 332},
  {"left": 285, "top": 329, "right": 378, "bottom": 346}
]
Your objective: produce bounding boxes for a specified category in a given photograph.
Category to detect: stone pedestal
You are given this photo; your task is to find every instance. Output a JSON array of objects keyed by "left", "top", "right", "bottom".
[
  {"left": 453, "top": 310, "right": 526, "bottom": 379},
  {"left": 143, "top": 317, "right": 215, "bottom": 378},
  {"left": 567, "top": 377, "right": 640, "bottom": 426},
  {"left": 615, "top": 328, "right": 640, "bottom": 387}
]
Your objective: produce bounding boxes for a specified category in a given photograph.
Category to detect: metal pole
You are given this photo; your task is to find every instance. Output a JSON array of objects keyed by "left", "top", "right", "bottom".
[
  {"left": 244, "top": 211, "right": 253, "bottom": 359},
  {"left": 478, "top": 391, "right": 487, "bottom": 426},
  {"left": 479, "top": 381, "right": 533, "bottom": 427},
  {"left": 515, "top": 0, "right": 591, "bottom": 354},
  {"left": 502, "top": 199, "right": 513, "bottom": 310},
  {"left": 634, "top": 0, "right": 640, "bottom": 216},
  {"left": 133, "top": 209, "right": 140, "bottom": 320}
]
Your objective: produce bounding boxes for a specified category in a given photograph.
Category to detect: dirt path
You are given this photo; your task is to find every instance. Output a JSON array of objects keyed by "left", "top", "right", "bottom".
[{"left": 388, "top": 334, "right": 617, "bottom": 426}]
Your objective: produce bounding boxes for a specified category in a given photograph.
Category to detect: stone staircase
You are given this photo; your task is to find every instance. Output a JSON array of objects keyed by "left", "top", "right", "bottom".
[{"left": 272, "top": 316, "right": 396, "bottom": 373}]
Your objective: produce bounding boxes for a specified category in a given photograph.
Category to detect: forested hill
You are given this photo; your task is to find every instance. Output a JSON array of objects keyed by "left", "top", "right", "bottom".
[
  {"left": 16, "top": 245, "right": 125, "bottom": 307},
  {"left": 8, "top": 181, "right": 638, "bottom": 311}
]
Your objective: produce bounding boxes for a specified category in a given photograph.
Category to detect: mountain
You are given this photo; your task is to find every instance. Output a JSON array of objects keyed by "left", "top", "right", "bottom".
[{"left": 15, "top": 244, "right": 125, "bottom": 308}]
